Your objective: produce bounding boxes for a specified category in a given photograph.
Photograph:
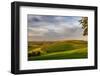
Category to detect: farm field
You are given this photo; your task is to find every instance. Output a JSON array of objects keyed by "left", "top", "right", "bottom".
[{"left": 28, "top": 40, "right": 88, "bottom": 61}]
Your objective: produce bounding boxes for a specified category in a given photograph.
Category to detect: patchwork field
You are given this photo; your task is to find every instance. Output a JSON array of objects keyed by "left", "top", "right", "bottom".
[{"left": 28, "top": 40, "right": 88, "bottom": 61}]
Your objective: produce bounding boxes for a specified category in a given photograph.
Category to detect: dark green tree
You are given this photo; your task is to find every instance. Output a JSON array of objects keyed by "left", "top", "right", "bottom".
[{"left": 79, "top": 17, "right": 88, "bottom": 36}]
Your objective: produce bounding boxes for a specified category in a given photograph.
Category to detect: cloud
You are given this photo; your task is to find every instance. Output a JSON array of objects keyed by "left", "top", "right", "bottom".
[
  {"left": 28, "top": 27, "right": 49, "bottom": 36},
  {"left": 28, "top": 15, "right": 84, "bottom": 41}
]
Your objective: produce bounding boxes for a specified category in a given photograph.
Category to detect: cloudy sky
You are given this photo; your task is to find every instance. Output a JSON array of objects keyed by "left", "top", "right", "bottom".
[{"left": 28, "top": 14, "right": 85, "bottom": 41}]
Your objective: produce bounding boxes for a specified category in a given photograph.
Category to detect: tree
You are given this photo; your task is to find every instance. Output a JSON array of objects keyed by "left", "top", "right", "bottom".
[{"left": 79, "top": 17, "right": 88, "bottom": 36}]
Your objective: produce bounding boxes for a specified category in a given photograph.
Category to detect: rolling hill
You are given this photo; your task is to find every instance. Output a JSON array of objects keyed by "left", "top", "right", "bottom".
[{"left": 28, "top": 40, "right": 88, "bottom": 61}]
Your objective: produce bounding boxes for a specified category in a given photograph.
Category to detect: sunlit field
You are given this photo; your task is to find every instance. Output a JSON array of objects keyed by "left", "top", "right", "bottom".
[{"left": 28, "top": 40, "right": 88, "bottom": 61}]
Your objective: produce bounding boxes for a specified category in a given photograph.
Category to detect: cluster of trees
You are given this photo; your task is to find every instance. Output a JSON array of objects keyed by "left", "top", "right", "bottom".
[{"left": 28, "top": 51, "right": 41, "bottom": 57}]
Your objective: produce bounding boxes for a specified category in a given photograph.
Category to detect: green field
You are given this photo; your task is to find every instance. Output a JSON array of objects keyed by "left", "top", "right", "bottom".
[{"left": 28, "top": 40, "right": 88, "bottom": 61}]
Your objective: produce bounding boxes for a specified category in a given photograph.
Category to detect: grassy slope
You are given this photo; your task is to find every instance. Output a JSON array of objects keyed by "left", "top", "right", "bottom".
[
  {"left": 28, "top": 48, "right": 87, "bottom": 61},
  {"left": 28, "top": 40, "right": 88, "bottom": 61},
  {"left": 41, "top": 40, "right": 87, "bottom": 53}
]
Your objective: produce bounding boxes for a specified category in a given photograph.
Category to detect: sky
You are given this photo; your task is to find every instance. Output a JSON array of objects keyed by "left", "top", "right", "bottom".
[{"left": 28, "top": 14, "right": 85, "bottom": 41}]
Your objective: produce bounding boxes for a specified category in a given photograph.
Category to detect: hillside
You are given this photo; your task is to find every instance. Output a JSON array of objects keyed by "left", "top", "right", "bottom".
[{"left": 28, "top": 40, "right": 88, "bottom": 61}]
